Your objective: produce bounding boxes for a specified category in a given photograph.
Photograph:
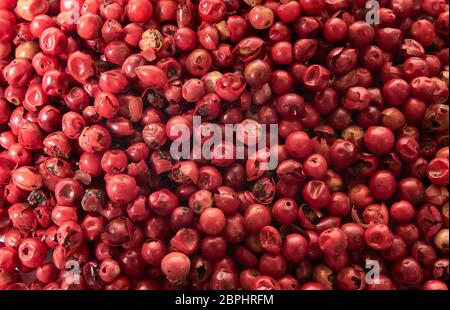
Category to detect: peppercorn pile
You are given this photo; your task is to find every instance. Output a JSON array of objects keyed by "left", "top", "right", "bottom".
[{"left": 0, "top": 0, "right": 449, "bottom": 290}]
